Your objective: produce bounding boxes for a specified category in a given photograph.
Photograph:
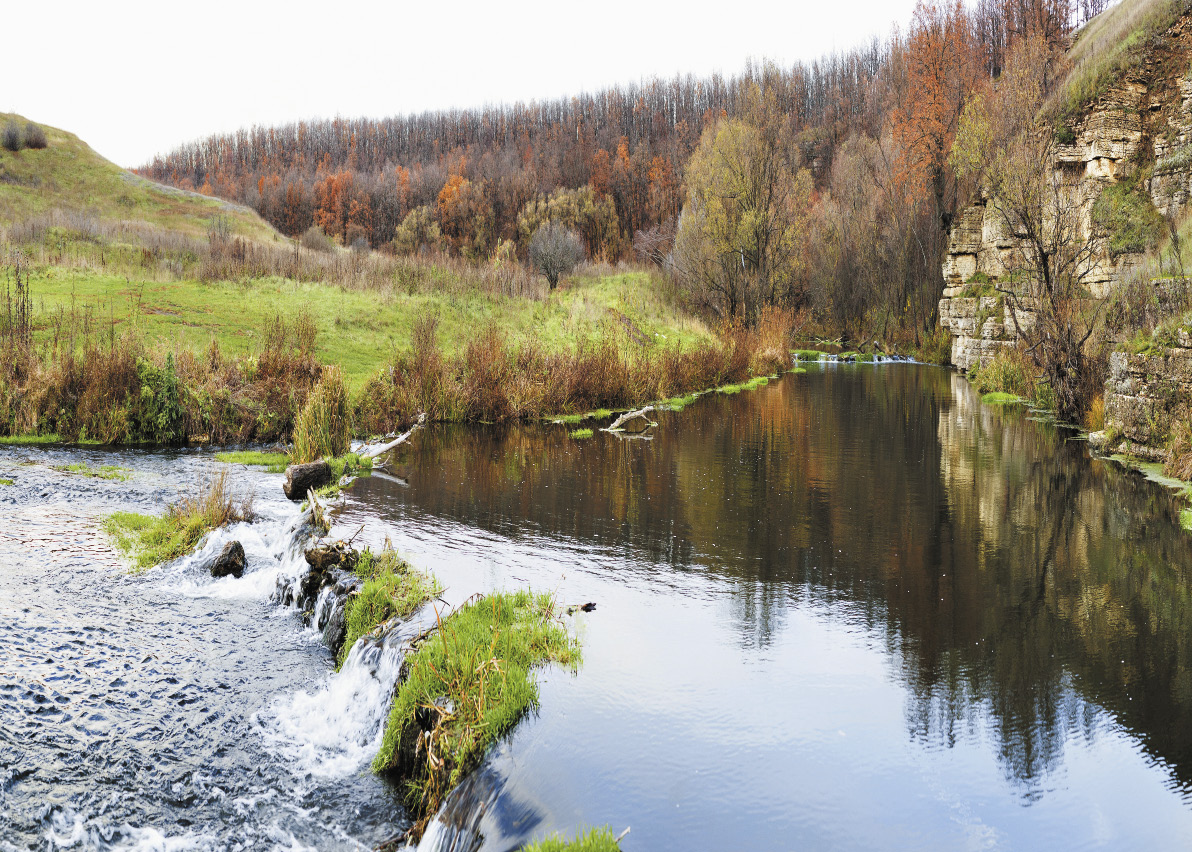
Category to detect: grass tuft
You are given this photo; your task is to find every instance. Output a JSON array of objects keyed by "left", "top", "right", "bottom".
[
  {"left": 339, "top": 546, "right": 441, "bottom": 668},
  {"left": 103, "top": 470, "right": 254, "bottom": 571},
  {"left": 568, "top": 428, "right": 594, "bottom": 439},
  {"left": 56, "top": 462, "right": 132, "bottom": 481},
  {"left": 520, "top": 826, "right": 624, "bottom": 852},
  {"left": 981, "top": 391, "right": 1024, "bottom": 406},
  {"left": 292, "top": 366, "right": 352, "bottom": 463},
  {"left": 374, "top": 591, "right": 579, "bottom": 827},
  {"left": 214, "top": 450, "right": 290, "bottom": 473}
]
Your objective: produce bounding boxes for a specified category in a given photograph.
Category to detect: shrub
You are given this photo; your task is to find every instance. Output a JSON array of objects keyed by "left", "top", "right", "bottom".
[
  {"left": 970, "top": 347, "right": 1036, "bottom": 400},
  {"left": 300, "top": 225, "right": 334, "bottom": 253},
  {"left": 1090, "top": 181, "right": 1163, "bottom": 257},
  {"left": 2, "top": 121, "right": 23, "bottom": 152},
  {"left": 291, "top": 365, "right": 351, "bottom": 463},
  {"left": 529, "top": 222, "right": 585, "bottom": 290},
  {"left": 23, "top": 122, "right": 47, "bottom": 150}
]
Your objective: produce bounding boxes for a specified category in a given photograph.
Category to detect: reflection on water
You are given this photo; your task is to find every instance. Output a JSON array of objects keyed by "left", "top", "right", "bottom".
[{"left": 341, "top": 365, "right": 1192, "bottom": 850}]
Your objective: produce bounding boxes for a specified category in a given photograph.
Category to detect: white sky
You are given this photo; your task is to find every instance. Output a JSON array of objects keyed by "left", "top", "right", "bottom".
[{"left": 8, "top": 0, "right": 920, "bottom": 168}]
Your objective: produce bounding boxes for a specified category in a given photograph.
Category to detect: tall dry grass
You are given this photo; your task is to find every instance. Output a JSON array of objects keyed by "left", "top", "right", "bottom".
[
  {"left": 291, "top": 365, "right": 352, "bottom": 463},
  {"left": 355, "top": 308, "right": 796, "bottom": 434}
]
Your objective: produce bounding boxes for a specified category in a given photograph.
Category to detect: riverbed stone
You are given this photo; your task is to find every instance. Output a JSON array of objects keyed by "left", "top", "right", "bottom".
[
  {"left": 210, "top": 541, "right": 246, "bottom": 579},
  {"left": 283, "top": 459, "right": 332, "bottom": 500}
]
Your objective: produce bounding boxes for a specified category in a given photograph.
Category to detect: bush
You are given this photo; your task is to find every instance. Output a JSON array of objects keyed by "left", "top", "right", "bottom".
[
  {"left": 2, "top": 121, "right": 23, "bottom": 152},
  {"left": 529, "top": 222, "right": 585, "bottom": 290},
  {"left": 300, "top": 225, "right": 334, "bottom": 253},
  {"left": 23, "top": 122, "right": 47, "bottom": 150},
  {"left": 291, "top": 365, "right": 351, "bottom": 463},
  {"left": 1091, "top": 181, "right": 1163, "bottom": 257}
]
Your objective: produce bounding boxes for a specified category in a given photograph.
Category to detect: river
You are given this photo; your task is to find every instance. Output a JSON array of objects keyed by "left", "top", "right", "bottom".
[{"left": 4, "top": 364, "right": 1192, "bottom": 850}]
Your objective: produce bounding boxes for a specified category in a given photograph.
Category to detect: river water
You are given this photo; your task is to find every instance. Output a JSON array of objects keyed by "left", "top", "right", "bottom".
[{"left": 4, "top": 365, "right": 1192, "bottom": 850}]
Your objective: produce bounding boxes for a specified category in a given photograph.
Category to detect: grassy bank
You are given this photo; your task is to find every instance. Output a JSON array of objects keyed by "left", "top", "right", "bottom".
[
  {"left": 374, "top": 591, "right": 579, "bottom": 829},
  {"left": 340, "top": 547, "right": 441, "bottom": 667},
  {"left": 521, "top": 828, "right": 623, "bottom": 852},
  {"left": 104, "top": 471, "right": 254, "bottom": 571}
]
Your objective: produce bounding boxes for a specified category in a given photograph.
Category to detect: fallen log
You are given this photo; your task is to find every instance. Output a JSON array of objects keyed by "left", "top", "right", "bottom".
[
  {"left": 361, "top": 413, "right": 426, "bottom": 460},
  {"left": 603, "top": 406, "right": 657, "bottom": 433}
]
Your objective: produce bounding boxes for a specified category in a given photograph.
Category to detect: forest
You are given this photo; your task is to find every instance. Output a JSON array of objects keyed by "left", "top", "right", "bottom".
[{"left": 138, "top": 1, "right": 1112, "bottom": 348}]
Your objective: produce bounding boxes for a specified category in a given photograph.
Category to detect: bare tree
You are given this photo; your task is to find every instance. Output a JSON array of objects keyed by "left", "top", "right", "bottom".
[{"left": 529, "top": 222, "right": 585, "bottom": 290}]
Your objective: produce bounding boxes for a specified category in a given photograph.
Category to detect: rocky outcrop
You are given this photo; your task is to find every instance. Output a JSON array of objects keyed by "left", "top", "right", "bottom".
[
  {"left": 276, "top": 542, "right": 363, "bottom": 657},
  {"left": 1101, "top": 342, "right": 1192, "bottom": 460},
  {"left": 938, "top": 295, "right": 1037, "bottom": 372},
  {"left": 939, "top": 13, "right": 1192, "bottom": 361}
]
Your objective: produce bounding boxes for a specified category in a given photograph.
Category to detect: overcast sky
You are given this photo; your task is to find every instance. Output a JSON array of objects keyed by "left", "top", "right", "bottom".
[{"left": 8, "top": 0, "right": 920, "bottom": 168}]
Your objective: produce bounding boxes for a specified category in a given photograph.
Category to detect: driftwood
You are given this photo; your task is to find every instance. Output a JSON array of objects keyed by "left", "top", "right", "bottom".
[
  {"left": 603, "top": 406, "right": 657, "bottom": 433},
  {"left": 361, "top": 413, "right": 426, "bottom": 460}
]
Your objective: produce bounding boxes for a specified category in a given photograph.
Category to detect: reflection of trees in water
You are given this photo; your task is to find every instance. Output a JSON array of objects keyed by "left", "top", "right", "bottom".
[{"left": 359, "top": 366, "right": 1192, "bottom": 795}]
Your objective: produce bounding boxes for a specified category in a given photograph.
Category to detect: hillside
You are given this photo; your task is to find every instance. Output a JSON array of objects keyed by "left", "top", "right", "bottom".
[{"left": 0, "top": 113, "right": 276, "bottom": 241}]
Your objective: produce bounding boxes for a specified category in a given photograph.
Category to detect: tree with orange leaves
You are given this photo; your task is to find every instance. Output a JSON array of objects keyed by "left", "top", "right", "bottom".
[{"left": 890, "top": 0, "right": 984, "bottom": 232}]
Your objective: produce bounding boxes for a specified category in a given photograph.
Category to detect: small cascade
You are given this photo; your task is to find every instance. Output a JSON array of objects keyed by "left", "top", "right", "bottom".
[{"left": 258, "top": 607, "right": 439, "bottom": 780}]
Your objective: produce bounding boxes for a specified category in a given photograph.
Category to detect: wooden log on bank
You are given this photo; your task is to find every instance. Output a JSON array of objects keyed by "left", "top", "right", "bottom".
[{"left": 361, "top": 413, "right": 427, "bottom": 460}]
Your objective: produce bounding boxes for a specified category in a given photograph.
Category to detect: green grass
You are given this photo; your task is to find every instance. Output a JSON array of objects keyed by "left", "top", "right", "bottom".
[
  {"left": 519, "top": 827, "right": 623, "bottom": 852},
  {"left": 661, "top": 391, "right": 702, "bottom": 411},
  {"left": 792, "top": 349, "right": 825, "bottom": 361},
  {"left": 982, "top": 391, "right": 1024, "bottom": 406},
  {"left": 717, "top": 375, "right": 772, "bottom": 395},
  {"left": 0, "top": 433, "right": 60, "bottom": 445},
  {"left": 56, "top": 462, "right": 132, "bottom": 481},
  {"left": 16, "top": 267, "right": 712, "bottom": 391},
  {"left": 214, "top": 450, "right": 290, "bottom": 472},
  {"left": 374, "top": 590, "right": 580, "bottom": 821},
  {"left": 0, "top": 478, "right": 13, "bottom": 486},
  {"left": 0, "top": 113, "right": 274, "bottom": 240},
  {"left": 1046, "top": 0, "right": 1184, "bottom": 132},
  {"left": 339, "top": 547, "right": 442, "bottom": 668},
  {"left": 569, "top": 428, "right": 594, "bottom": 439},
  {"left": 103, "top": 471, "right": 253, "bottom": 571}
]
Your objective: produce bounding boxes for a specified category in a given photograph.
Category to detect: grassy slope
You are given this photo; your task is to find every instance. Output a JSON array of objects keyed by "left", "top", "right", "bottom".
[
  {"left": 0, "top": 113, "right": 275, "bottom": 241},
  {"left": 2, "top": 114, "right": 711, "bottom": 391},
  {"left": 22, "top": 266, "right": 709, "bottom": 390}
]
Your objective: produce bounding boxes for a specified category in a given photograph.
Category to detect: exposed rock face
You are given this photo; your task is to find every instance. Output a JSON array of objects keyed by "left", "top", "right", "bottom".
[
  {"left": 939, "top": 13, "right": 1192, "bottom": 362},
  {"left": 1102, "top": 344, "right": 1192, "bottom": 460},
  {"left": 209, "top": 540, "right": 247, "bottom": 579},
  {"left": 283, "top": 460, "right": 332, "bottom": 501},
  {"left": 938, "top": 296, "right": 1036, "bottom": 372}
]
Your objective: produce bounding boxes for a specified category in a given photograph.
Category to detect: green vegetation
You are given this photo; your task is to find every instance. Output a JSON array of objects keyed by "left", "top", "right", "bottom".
[
  {"left": 214, "top": 450, "right": 290, "bottom": 472},
  {"left": 104, "top": 471, "right": 253, "bottom": 571},
  {"left": 717, "top": 375, "right": 772, "bottom": 395},
  {"left": 56, "top": 462, "right": 132, "bottom": 481},
  {"left": 793, "top": 349, "right": 825, "bottom": 361},
  {"left": 0, "top": 114, "right": 273, "bottom": 240},
  {"left": 1046, "top": 0, "right": 1185, "bottom": 132},
  {"left": 374, "top": 591, "right": 579, "bottom": 823},
  {"left": 292, "top": 367, "right": 352, "bottom": 463},
  {"left": 519, "top": 827, "right": 623, "bottom": 852},
  {"left": 339, "top": 547, "right": 441, "bottom": 668},
  {"left": 0, "top": 478, "right": 13, "bottom": 486},
  {"left": 982, "top": 392, "right": 1024, "bottom": 406},
  {"left": 568, "top": 428, "right": 594, "bottom": 439},
  {"left": 0, "top": 433, "right": 60, "bottom": 445},
  {"left": 662, "top": 391, "right": 702, "bottom": 411},
  {"left": 1090, "top": 179, "right": 1163, "bottom": 257}
]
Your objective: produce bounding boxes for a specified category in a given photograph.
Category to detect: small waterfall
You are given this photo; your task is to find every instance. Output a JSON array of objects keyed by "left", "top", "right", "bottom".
[{"left": 258, "top": 609, "right": 437, "bottom": 781}]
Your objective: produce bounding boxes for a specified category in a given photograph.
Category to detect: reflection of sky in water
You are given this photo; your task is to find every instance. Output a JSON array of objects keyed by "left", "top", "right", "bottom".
[{"left": 340, "top": 365, "right": 1192, "bottom": 851}]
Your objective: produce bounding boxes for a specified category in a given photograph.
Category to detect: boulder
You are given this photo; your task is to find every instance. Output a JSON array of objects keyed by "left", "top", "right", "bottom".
[
  {"left": 283, "top": 459, "right": 332, "bottom": 501},
  {"left": 210, "top": 540, "right": 246, "bottom": 579}
]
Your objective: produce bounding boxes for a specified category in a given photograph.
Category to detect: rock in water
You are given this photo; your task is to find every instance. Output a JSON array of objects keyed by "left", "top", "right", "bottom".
[
  {"left": 210, "top": 541, "right": 246, "bottom": 578},
  {"left": 283, "top": 460, "right": 332, "bottom": 500}
]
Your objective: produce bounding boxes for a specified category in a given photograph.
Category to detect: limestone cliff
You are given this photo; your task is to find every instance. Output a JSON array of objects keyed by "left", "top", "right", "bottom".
[{"left": 939, "top": 12, "right": 1192, "bottom": 371}]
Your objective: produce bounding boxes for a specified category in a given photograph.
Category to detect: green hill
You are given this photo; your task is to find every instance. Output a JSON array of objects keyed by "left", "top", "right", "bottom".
[{"left": 0, "top": 113, "right": 277, "bottom": 241}]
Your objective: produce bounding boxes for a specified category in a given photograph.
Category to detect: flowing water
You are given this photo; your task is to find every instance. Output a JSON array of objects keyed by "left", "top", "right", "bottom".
[{"left": 5, "top": 365, "right": 1192, "bottom": 851}]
